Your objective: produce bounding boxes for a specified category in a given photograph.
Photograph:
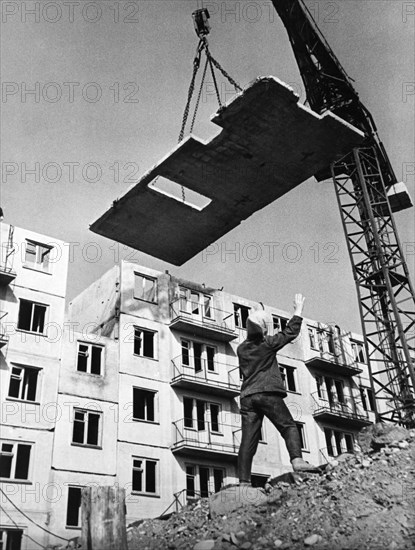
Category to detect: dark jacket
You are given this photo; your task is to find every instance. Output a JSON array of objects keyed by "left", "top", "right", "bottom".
[{"left": 237, "top": 315, "right": 303, "bottom": 399}]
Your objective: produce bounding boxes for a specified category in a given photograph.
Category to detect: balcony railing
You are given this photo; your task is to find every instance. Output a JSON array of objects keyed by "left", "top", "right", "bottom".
[
  {"left": 0, "top": 311, "right": 10, "bottom": 349},
  {"left": 170, "top": 298, "right": 236, "bottom": 342},
  {"left": 171, "top": 418, "right": 240, "bottom": 460},
  {"left": 0, "top": 225, "right": 16, "bottom": 286},
  {"left": 171, "top": 356, "right": 240, "bottom": 397},
  {"left": 311, "top": 392, "right": 371, "bottom": 428},
  {"left": 305, "top": 354, "right": 363, "bottom": 376}
]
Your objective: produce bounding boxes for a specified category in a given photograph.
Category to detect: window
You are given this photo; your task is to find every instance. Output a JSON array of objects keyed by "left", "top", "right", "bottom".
[
  {"left": 186, "top": 464, "right": 225, "bottom": 499},
  {"left": 24, "top": 240, "right": 51, "bottom": 271},
  {"left": 273, "top": 316, "right": 288, "bottom": 332},
  {"left": 77, "top": 342, "right": 103, "bottom": 375},
  {"left": 133, "top": 388, "right": 156, "bottom": 422},
  {"left": 326, "top": 331, "right": 336, "bottom": 354},
  {"left": 206, "top": 346, "right": 215, "bottom": 372},
  {"left": 309, "top": 327, "right": 336, "bottom": 354},
  {"left": 183, "top": 398, "right": 221, "bottom": 432},
  {"left": 360, "top": 386, "right": 375, "bottom": 412},
  {"left": 8, "top": 365, "right": 40, "bottom": 402},
  {"left": 324, "top": 428, "right": 354, "bottom": 457},
  {"left": 295, "top": 422, "right": 308, "bottom": 450},
  {"left": 279, "top": 365, "right": 297, "bottom": 392},
  {"left": 210, "top": 404, "right": 220, "bottom": 432},
  {"left": 203, "top": 295, "right": 212, "bottom": 318},
  {"left": 66, "top": 486, "right": 82, "bottom": 528},
  {"left": 72, "top": 409, "right": 102, "bottom": 447},
  {"left": 308, "top": 327, "right": 318, "bottom": 350},
  {"left": 186, "top": 465, "right": 196, "bottom": 498},
  {"left": 134, "top": 274, "right": 157, "bottom": 302},
  {"left": 0, "top": 441, "right": 32, "bottom": 481},
  {"left": 331, "top": 379, "right": 345, "bottom": 404},
  {"left": 193, "top": 342, "right": 203, "bottom": 373},
  {"left": 179, "top": 287, "right": 212, "bottom": 318},
  {"left": 179, "top": 288, "right": 200, "bottom": 314},
  {"left": 315, "top": 375, "right": 324, "bottom": 399},
  {"left": 0, "top": 529, "right": 23, "bottom": 550},
  {"left": 132, "top": 458, "right": 157, "bottom": 494},
  {"left": 317, "top": 330, "right": 335, "bottom": 354},
  {"left": 234, "top": 304, "right": 250, "bottom": 329},
  {"left": 321, "top": 377, "right": 345, "bottom": 405},
  {"left": 351, "top": 341, "right": 366, "bottom": 364},
  {"left": 180, "top": 339, "right": 217, "bottom": 373},
  {"left": 134, "top": 327, "right": 156, "bottom": 358},
  {"left": 17, "top": 299, "right": 47, "bottom": 334},
  {"left": 316, "top": 376, "right": 350, "bottom": 410},
  {"left": 181, "top": 340, "right": 190, "bottom": 366}
]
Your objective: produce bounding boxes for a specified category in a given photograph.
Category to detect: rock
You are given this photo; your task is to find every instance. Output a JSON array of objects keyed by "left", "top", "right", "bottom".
[
  {"left": 398, "top": 441, "right": 409, "bottom": 449},
  {"left": 209, "top": 486, "right": 268, "bottom": 517},
  {"left": 267, "top": 472, "right": 298, "bottom": 486},
  {"left": 304, "top": 534, "right": 322, "bottom": 546},
  {"left": 362, "top": 459, "right": 372, "bottom": 468},
  {"left": 358, "top": 424, "right": 409, "bottom": 452},
  {"left": 230, "top": 532, "right": 239, "bottom": 545},
  {"left": 273, "top": 539, "right": 283, "bottom": 547},
  {"left": 335, "top": 453, "right": 354, "bottom": 463},
  {"left": 240, "top": 543, "right": 252, "bottom": 550},
  {"left": 193, "top": 540, "right": 216, "bottom": 550}
]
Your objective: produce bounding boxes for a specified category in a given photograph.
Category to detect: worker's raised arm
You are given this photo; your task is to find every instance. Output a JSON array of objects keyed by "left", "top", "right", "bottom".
[
  {"left": 266, "top": 294, "right": 305, "bottom": 351},
  {"left": 293, "top": 293, "right": 305, "bottom": 317}
]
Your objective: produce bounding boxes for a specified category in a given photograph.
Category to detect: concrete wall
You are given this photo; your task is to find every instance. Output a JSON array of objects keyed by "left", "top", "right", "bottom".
[
  {"left": 67, "top": 264, "right": 120, "bottom": 337},
  {"left": 48, "top": 470, "right": 118, "bottom": 542},
  {"left": 58, "top": 260, "right": 381, "bottom": 525},
  {"left": 0, "top": 224, "right": 69, "bottom": 548}
]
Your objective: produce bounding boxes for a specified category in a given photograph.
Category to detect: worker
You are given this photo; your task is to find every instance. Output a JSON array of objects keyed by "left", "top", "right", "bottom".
[{"left": 237, "top": 294, "right": 319, "bottom": 485}]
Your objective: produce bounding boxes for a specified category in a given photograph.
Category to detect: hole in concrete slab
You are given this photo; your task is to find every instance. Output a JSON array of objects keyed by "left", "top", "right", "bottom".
[{"left": 148, "top": 176, "right": 212, "bottom": 211}]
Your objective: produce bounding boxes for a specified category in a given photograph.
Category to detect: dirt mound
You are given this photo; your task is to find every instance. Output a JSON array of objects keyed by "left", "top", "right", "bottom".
[{"left": 127, "top": 426, "right": 415, "bottom": 550}]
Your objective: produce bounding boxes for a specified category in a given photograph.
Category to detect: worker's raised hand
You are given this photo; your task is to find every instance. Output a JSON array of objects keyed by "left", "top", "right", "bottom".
[{"left": 293, "top": 293, "right": 305, "bottom": 316}]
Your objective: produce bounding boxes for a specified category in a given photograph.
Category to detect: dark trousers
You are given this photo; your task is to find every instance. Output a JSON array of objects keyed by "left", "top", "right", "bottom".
[{"left": 238, "top": 392, "right": 302, "bottom": 482}]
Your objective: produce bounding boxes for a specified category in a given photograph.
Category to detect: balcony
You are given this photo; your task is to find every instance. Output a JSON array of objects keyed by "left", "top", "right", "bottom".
[
  {"left": 305, "top": 355, "right": 363, "bottom": 377},
  {"left": 170, "top": 298, "right": 236, "bottom": 342},
  {"left": 311, "top": 393, "right": 371, "bottom": 428},
  {"left": 0, "top": 264, "right": 16, "bottom": 286},
  {"left": 0, "top": 311, "right": 10, "bottom": 349},
  {"left": 171, "top": 356, "right": 240, "bottom": 397},
  {"left": 171, "top": 419, "right": 239, "bottom": 461},
  {"left": 0, "top": 225, "right": 16, "bottom": 286}
]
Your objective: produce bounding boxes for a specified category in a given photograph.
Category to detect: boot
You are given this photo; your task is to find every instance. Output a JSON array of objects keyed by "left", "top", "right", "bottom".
[{"left": 291, "top": 457, "right": 321, "bottom": 473}]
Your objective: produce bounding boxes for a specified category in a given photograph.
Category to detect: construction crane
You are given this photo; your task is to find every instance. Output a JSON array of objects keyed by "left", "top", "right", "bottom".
[{"left": 266, "top": 0, "right": 415, "bottom": 426}]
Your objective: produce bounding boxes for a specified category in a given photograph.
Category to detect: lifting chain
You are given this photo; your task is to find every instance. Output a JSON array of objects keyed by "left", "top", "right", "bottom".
[
  {"left": 189, "top": 56, "right": 209, "bottom": 134},
  {"left": 177, "top": 35, "right": 242, "bottom": 203},
  {"left": 178, "top": 39, "right": 205, "bottom": 144},
  {"left": 205, "top": 45, "right": 243, "bottom": 95}
]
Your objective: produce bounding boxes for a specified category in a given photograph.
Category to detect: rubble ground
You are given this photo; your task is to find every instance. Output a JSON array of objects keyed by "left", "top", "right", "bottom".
[{"left": 127, "top": 425, "right": 415, "bottom": 550}]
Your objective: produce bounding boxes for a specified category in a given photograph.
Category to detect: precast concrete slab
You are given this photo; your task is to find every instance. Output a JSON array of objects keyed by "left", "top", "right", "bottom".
[{"left": 90, "top": 77, "right": 365, "bottom": 265}]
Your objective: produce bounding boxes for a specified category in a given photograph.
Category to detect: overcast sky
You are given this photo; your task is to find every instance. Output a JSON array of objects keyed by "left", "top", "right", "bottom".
[{"left": 1, "top": 0, "right": 414, "bottom": 333}]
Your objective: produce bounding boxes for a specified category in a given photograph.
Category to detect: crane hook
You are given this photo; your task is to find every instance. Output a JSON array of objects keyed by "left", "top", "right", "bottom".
[{"left": 192, "top": 8, "right": 211, "bottom": 38}]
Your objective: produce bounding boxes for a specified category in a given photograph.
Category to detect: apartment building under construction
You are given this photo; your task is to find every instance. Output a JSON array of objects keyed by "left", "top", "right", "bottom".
[{"left": 0, "top": 225, "right": 379, "bottom": 548}]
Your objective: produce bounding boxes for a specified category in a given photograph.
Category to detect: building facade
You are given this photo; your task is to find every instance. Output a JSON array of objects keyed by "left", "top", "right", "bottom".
[
  {"left": 0, "top": 223, "right": 69, "bottom": 550},
  {"left": 1, "top": 234, "right": 379, "bottom": 547},
  {"left": 57, "top": 260, "right": 377, "bottom": 539}
]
